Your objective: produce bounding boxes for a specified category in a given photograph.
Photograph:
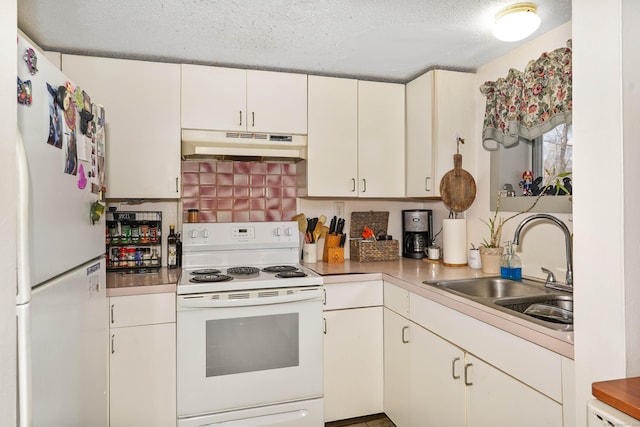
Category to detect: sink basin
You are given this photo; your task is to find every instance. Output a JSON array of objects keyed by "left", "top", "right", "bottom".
[
  {"left": 426, "top": 277, "right": 553, "bottom": 299},
  {"left": 423, "top": 277, "right": 573, "bottom": 331},
  {"left": 494, "top": 295, "right": 573, "bottom": 325}
]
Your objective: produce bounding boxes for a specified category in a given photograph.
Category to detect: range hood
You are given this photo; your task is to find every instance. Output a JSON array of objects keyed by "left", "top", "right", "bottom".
[{"left": 181, "top": 130, "right": 307, "bottom": 161}]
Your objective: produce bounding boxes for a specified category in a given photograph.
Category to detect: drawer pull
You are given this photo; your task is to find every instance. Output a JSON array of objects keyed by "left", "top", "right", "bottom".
[
  {"left": 464, "top": 363, "right": 473, "bottom": 386},
  {"left": 401, "top": 326, "right": 409, "bottom": 343},
  {"left": 452, "top": 357, "right": 461, "bottom": 380}
]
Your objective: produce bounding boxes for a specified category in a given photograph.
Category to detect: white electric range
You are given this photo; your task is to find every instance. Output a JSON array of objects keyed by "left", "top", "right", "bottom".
[{"left": 176, "top": 221, "right": 324, "bottom": 427}]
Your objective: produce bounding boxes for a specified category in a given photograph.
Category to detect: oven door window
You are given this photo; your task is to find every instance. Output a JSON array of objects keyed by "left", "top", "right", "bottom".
[{"left": 206, "top": 313, "right": 299, "bottom": 377}]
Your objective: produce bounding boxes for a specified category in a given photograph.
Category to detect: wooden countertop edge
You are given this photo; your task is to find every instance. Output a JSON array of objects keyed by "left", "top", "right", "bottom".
[{"left": 592, "top": 377, "right": 640, "bottom": 420}]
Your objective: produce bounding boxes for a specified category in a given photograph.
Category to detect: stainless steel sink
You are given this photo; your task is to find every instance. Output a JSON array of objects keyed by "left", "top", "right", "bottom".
[
  {"left": 423, "top": 277, "right": 573, "bottom": 331},
  {"left": 430, "top": 277, "right": 553, "bottom": 299}
]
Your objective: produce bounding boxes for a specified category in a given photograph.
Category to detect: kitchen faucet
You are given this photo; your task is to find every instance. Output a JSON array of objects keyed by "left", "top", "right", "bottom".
[{"left": 512, "top": 214, "right": 573, "bottom": 292}]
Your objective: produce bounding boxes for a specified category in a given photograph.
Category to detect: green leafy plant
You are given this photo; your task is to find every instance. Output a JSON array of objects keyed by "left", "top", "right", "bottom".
[{"left": 482, "top": 171, "right": 571, "bottom": 248}]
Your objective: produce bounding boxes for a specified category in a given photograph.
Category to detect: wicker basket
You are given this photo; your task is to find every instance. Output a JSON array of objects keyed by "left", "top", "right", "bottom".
[
  {"left": 349, "top": 211, "right": 399, "bottom": 262},
  {"left": 350, "top": 239, "right": 399, "bottom": 262}
]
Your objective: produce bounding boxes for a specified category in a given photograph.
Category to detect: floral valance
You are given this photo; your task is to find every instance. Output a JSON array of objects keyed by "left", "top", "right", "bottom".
[{"left": 480, "top": 40, "right": 572, "bottom": 150}]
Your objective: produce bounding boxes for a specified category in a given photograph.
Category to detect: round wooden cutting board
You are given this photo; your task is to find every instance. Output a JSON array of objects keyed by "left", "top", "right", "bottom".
[{"left": 439, "top": 153, "right": 476, "bottom": 212}]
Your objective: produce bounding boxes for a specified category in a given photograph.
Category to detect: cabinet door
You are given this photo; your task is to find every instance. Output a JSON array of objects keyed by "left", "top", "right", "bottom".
[
  {"left": 323, "top": 307, "right": 383, "bottom": 422},
  {"left": 410, "top": 323, "right": 465, "bottom": 427},
  {"left": 246, "top": 70, "right": 307, "bottom": 134},
  {"left": 358, "top": 81, "right": 405, "bottom": 197},
  {"left": 384, "top": 308, "right": 411, "bottom": 427},
  {"left": 62, "top": 55, "right": 181, "bottom": 199},
  {"left": 181, "top": 65, "right": 247, "bottom": 131},
  {"left": 110, "top": 323, "right": 176, "bottom": 427},
  {"left": 405, "top": 71, "right": 435, "bottom": 197},
  {"left": 431, "top": 70, "right": 476, "bottom": 198},
  {"left": 405, "top": 70, "right": 476, "bottom": 198},
  {"left": 465, "top": 354, "right": 562, "bottom": 427},
  {"left": 305, "top": 75, "right": 358, "bottom": 197}
]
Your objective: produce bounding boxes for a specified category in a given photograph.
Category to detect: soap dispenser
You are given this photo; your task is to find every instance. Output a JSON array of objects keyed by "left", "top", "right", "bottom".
[{"left": 500, "top": 241, "right": 522, "bottom": 281}]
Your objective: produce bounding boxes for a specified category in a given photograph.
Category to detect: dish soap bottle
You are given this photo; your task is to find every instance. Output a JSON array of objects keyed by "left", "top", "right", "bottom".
[{"left": 500, "top": 241, "right": 522, "bottom": 281}]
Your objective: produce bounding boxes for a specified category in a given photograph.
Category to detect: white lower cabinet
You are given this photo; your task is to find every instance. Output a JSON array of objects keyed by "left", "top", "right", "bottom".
[
  {"left": 410, "top": 324, "right": 562, "bottom": 427},
  {"left": 323, "top": 281, "right": 384, "bottom": 422},
  {"left": 408, "top": 293, "right": 565, "bottom": 427},
  {"left": 383, "top": 308, "right": 411, "bottom": 427},
  {"left": 109, "top": 293, "right": 176, "bottom": 427}
]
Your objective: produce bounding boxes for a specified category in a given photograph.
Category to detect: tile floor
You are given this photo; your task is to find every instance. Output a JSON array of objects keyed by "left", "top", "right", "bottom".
[{"left": 325, "top": 413, "right": 396, "bottom": 427}]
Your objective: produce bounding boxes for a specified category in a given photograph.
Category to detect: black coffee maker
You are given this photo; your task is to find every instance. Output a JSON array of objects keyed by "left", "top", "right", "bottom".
[{"left": 402, "top": 209, "right": 433, "bottom": 259}]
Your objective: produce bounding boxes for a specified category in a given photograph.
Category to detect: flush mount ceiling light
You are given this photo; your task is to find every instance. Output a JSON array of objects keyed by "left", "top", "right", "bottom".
[{"left": 493, "top": 3, "right": 541, "bottom": 42}]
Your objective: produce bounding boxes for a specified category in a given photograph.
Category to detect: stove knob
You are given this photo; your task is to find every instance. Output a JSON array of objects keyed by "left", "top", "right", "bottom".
[
  {"left": 275, "top": 227, "right": 282, "bottom": 236},
  {"left": 284, "top": 227, "right": 292, "bottom": 236},
  {"left": 190, "top": 229, "right": 197, "bottom": 239},
  {"left": 202, "top": 229, "right": 209, "bottom": 238}
]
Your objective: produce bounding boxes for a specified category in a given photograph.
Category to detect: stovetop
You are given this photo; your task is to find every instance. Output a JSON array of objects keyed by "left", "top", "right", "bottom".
[
  {"left": 178, "top": 222, "right": 323, "bottom": 295},
  {"left": 178, "top": 263, "right": 322, "bottom": 295}
]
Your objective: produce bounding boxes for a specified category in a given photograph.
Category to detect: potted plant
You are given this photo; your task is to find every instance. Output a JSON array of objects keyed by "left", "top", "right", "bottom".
[{"left": 479, "top": 171, "right": 571, "bottom": 274}]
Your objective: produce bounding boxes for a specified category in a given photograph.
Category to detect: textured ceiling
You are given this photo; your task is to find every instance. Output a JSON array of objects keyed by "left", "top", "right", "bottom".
[{"left": 18, "top": 0, "right": 571, "bottom": 83}]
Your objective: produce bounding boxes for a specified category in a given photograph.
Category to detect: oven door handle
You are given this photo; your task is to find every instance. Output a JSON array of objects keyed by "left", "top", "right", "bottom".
[{"left": 178, "top": 288, "right": 324, "bottom": 308}]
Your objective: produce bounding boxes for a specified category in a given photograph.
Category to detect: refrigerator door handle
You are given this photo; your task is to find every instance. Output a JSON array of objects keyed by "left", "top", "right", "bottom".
[
  {"left": 16, "top": 129, "right": 31, "bottom": 305},
  {"left": 16, "top": 303, "right": 33, "bottom": 427}
]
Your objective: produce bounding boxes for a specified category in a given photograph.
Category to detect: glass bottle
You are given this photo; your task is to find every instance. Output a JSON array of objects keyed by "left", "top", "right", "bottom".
[
  {"left": 176, "top": 233, "right": 182, "bottom": 267},
  {"left": 167, "top": 224, "right": 178, "bottom": 269},
  {"left": 500, "top": 241, "right": 522, "bottom": 281}
]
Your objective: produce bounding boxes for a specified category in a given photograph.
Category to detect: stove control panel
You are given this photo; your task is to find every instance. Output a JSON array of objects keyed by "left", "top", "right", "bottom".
[
  {"left": 232, "top": 226, "right": 255, "bottom": 239},
  {"left": 182, "top": 222, "right": 299, "bottom": 248}
]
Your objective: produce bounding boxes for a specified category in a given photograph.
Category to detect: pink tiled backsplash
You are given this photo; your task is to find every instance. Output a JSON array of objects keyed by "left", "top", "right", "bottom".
[{"left": 182, "top": 160, "right": 297, "bottom": 223}]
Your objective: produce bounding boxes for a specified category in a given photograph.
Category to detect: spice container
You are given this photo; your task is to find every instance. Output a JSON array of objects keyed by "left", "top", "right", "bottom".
[
  {"left": 130, "top": 221, "right": 140, "bottom": 243},
  {"left": 188, "top": 209, "right": 199, "bottom": 223},
  {"left": 120, "top": 221, "right": 131, "bottom": 244}
]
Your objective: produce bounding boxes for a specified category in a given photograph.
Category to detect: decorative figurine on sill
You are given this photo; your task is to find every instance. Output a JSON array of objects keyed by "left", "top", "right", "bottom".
[{"left": 519, "top": 170, "right": 534, "bottom": 196}]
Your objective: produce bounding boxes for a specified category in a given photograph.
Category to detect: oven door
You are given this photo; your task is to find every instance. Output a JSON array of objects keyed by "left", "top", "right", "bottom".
[{"left": 177, "top": 286, "right": 324, "bottom": 418}]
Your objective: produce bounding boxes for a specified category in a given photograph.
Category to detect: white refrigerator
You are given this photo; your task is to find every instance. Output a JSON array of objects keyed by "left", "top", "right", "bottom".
[{"left": 16, "top": 35, "right": 108, "bottom": 427}]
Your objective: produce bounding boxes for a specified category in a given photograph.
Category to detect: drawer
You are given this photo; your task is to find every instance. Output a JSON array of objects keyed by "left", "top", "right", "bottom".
[
  {"left": 110, "top": 293, "right": 175, "bottom": 328},
  {"left": 323, "top": 280, "right": 383, "bottom": 310}
]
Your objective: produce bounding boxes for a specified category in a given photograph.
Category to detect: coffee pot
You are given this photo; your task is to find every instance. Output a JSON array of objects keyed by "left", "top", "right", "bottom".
[{"left": 402, "top": 209, "right": 433, "bottom": 259}]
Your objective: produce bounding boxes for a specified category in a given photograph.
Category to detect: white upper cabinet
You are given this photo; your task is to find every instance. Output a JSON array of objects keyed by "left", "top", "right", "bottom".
[
  {"left": 246, "top": 70, "right": 307, "bottom": 134},
  {"left": 303, "top": 77, "right": 405, "bottom": 197},
  {"left": 181, "top": 65, "right": 307, "bottom": 134},
  {"left": 358, "top": 80, "right": 406, "bottom": 197},
  {"left": 181, "top": 66, "right": 247, "bottom": 132},
  {"left": 405, "top": 70, "right": 476, "bottom": 197},
  {"left": 304, "top": 75, "right": 359, "bottom": 197},
  {"left": 62, "top": 55, "right": 181, "bottom": 199}
]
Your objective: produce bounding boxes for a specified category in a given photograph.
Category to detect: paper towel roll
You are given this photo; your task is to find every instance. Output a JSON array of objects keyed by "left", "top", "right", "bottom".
[{"left": 443, "top": 218, "right": 467, "bottom": 266}]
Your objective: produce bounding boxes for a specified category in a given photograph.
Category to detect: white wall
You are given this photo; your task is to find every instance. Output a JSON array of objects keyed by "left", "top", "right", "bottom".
[
  {"left": 467, "top": 22, "right": 573, "bottom": 282},
  {"left": 298, "top": 199, "right": 449, "bottom": 258},
  {"left": 1, "top": 0, "right": 17, "bottom": 424},
  {"left": 573, "top": 1, "right": 640, "bottom": 426}
]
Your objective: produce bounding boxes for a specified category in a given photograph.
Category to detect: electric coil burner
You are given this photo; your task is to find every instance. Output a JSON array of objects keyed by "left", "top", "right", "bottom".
[
  {"left": 190, "top": 269, "right": 221, "bottom": 275},
  {"left": 226, "top": 266, "right": 260, "bottom": 277},
  {"left": 189, "top": 274, "right": 232, "bottom": 283},
  {"left": 262, "top": 265, "right": 298, "bottom": 273}
]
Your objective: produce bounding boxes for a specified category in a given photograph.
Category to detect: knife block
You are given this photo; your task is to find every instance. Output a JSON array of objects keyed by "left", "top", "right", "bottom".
[{"left": 322, "top": 235, "right": 344, "bottom": 263}]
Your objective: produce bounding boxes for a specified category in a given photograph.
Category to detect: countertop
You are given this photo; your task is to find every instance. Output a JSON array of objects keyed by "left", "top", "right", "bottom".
[
  {"left": 106, "top": 267, "right": 180, "bottom": 296},
  {"left": 305, "top": 258, "right": 575, "bottom": 359},
  {"left": 104, "top": 258, "right": 574, "bottom": 358},
  {"left": 592, "top": 377, "right": 640, "bottom": 420}
]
